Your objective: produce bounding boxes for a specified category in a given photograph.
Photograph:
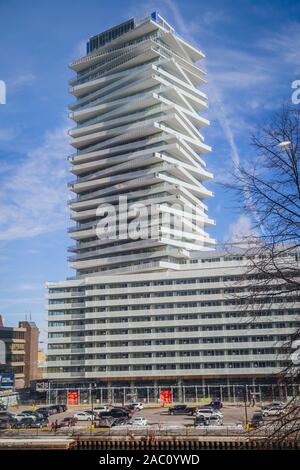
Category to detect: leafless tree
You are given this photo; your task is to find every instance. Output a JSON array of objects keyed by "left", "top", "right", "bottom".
[{"left": 227, "top": 106, "right": 300, "bottom": 441}]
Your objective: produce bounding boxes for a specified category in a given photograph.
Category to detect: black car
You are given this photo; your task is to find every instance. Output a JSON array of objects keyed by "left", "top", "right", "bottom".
[
  {"left": 36, "top": 407, "right": 51, "bottom": 418},
  {"left": 100, "top": 408, "right": 130, "bottom": 419},
  {"left": 209, "top": 400, "right": 223, "bottom": 410},
  {"left": 12, "top": 417, "right": 35, "bottom": 429},
  {"left": 47, "top": 405, "right": 59, "bottom": 414},
  {"left": 0, "top": 420, "right": 13, "bottom": 429},
  {"left": 54, "top": 404, "right": 67, "bottom": 413},
  {"left": 0, "top": 403, "right": 7, "bottom": 411},
  {"left": 0, "top": 411, "right": 14, "bottom": 420},
  {"left": 250, "top": 413, "right": 264, "bottom": 429},
  {"left": 30, "top": 418, "right": 49, "bottom": 428},
  {"left": 168, "top": 405, "right": 188, "bottom": 415},
  {"left": 0, "top": 414, "right": 16, "bottom": 429}
]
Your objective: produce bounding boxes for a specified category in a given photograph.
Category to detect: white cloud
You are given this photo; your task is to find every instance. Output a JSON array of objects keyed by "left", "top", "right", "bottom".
[
  {"left": 17, "top": 282, "right": 42, "bottom": 291},
  {"left": 225, "top": 215, "right": 257, "bottom": 242},
  {"left": 0, "top": 124, "right": 70, "bottom": 240},
  {"left": 159, "top": 0, "right": 242, "bottom": 168},
  {"left": 258, "top": 22, "right": 300, "bottom": 72},
  {"left": 0, "top": 128, "right": 17, "bottom": 143},
  {"left": 10, "top": 73, "right": 37, "bottom": 90}
]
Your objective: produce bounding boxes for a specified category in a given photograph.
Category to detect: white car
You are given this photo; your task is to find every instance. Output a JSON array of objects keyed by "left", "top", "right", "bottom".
[
  {"left": 196, "top": 408, "right": 223, "bottom": 419},
  {"left": 14, "top": 414, "right": 35, "bottom": 422},
  {"left": 130, "top": 417, "right": 148, "bottom": 426},
  {"left": 74, "top": 412, "right": 93, "bottom": 421},
  {"left": 262, "top": 407, "right": 285, "bottom": 417},
  {"left": 128, "top": 402, "right": 144, "bottom": 411},
  {"left": 93, "top": 406, "right": 109, "bottom": 415}
]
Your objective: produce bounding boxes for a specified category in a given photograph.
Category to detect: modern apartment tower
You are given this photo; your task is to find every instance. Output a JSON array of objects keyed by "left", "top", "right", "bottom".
[
  {"left": 68, "top": 12, "right": 214, "bottom": 277},
  {"left": 46, "top": 13, "right": 299, "bottom": 396}
]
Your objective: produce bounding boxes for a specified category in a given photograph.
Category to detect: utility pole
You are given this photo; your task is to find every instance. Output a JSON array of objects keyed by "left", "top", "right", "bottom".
[{"left": 244, "top": 385, "right": 248, "bottom": 429}]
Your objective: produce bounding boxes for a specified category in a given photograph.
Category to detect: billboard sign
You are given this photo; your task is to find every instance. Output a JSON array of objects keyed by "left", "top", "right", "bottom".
[{"left": 0, "top": 373, "right": 14, "bottom": 389}]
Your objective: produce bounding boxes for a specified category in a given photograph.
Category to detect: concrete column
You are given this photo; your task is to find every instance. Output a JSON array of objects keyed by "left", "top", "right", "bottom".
[
  {"left": 177, "top": 379, "right": 183, "bottom": 402},
  {"left": 107, "top": 381, "right": 113, "bottom": 404},
  {"left": 153, "top": 380, "right": 159, "bottom": 403}
]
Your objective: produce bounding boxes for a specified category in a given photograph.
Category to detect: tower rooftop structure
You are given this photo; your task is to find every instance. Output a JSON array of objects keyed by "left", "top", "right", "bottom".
[{"left": 67, "top": 12, "right": 215, "bottom": 278}]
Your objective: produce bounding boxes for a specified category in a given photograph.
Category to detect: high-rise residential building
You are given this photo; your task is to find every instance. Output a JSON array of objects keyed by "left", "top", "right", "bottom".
[
  {"left": 46, "top": 13, "right": 299, "bottom": 396},
  {"left": 67, "top": 12, "right": 215, "bottom": 277},
  {"left": 0, "top": 316, "right": 39, "bottom": 389}
]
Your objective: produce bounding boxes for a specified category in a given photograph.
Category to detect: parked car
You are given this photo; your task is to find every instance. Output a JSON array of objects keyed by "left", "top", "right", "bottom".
[
  {"left": 168, "top": 404, "right": 188, "bottom": 415},
  {"left": 14, "top": 413, "right": 35, "bottom": 422},
  {"left": 262, "top": 406, "right": 285, "bottom": 417},
  {"left": 194, "top": 415, "right": 208, "bottom": 427},
  {"left": 58, "top": 417, "right": 77, "bottom": 428},
  {"left": 0, "top": 403, "right": 7, "bottom": 411},
  {"left": 30, "top": 418, "right": 49, "bottom": 428},
  {"left": 100, "top": 408, "right": 130, "bottom": 419},
  {"left": 130, "top": 416, "right": 148, "bottom": 426},
  {"left": 209, "top": 399, "right": 223, "bottom": 410},
  {"left": 36, "top": 407, "right": 51, "bottom": 418},
  {"left": 197, "top": 406, "right": 223, "bottom": 416},
  {"left": 96, "top": 417, "right": 115, "bottom": 428},
  {"left": 119, "top": 406, "right": 134, "bottom": 414},
  {"left": 47, "top": 405, "right": 60, "bottom": 414},
  {"left": 0, "top": 420, "right": 13, "bottom": 429},
  {"left": 185, "top": 407, "right": 198, "bottom": 415},
  {"left": 93, "top": 406, "right": 110, "bottom": 415},
  {"left": 196, "top": 408, "right": 223, "bottom": 419},
  {"left": 0, "top": 411, "right": 14, "bottom": 419},
  {"left": 111, "top": 417, "right": 129, "bottom": 427},
  {"left": 250, "top": 413, "right": 264, "bottom": 428},
  {"left": 57, "top": 404, "right": 67, "bottom": 412},
  {"left": 194, "top": 415, "right": 222, "bottom": 427},
  {"left": 12, "top": 418, "right": 36, "bottom": 429},
  {"left": 207, "top": 415, "right": 223, "bottom": 425},
  {"left": 20, "top": 410, "right": 43, "bottom": 421},
  {"left": 74, "top": 411, "right": 93, "bottom": 421},
  {"left": 0, "top": 414, "right": 16, "bottom": 429},
  {"left": 54, "top": 404, "right": 67, "bottom": 413},
  {"left": 127, "top": 402, "right": 144, "bottom": 411},
  {"left": 263, "top": 401, "right": 285, "bottom": 410},
  {"left": 84, "top": 409, "right": 98, "bottom": 417}
]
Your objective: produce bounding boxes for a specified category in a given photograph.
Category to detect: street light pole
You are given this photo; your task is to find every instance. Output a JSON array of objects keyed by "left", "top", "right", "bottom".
[
  {"left": 91, "top": 383, "right": 96, "bottom": 428},
  {"left": 244, "top": 385, "right": 248, "bottom": 429}
]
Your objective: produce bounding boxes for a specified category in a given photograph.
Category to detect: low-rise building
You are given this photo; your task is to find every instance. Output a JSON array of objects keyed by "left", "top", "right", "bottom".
[
  {"left": 0, "top": 317, "right": 39, "bottom": 389},
  {"left": 46, "top": 249, "right": 300, "bottom": 390}
]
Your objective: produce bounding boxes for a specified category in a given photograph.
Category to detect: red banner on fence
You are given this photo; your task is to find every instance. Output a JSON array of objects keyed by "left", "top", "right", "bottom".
[
  {"left": 68, "top": 391, "right": 79, "bottom": 405},
  {"left": 160, "top": 389, "right": 173, "bottom": 405}
]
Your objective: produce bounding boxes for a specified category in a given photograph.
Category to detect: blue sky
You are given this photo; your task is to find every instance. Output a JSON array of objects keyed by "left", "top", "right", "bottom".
[{"left": 0, "top": 0, "right": 299, "bottom": 340}]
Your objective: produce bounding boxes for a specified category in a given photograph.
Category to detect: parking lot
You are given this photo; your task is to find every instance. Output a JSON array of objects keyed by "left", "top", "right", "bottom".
[{"left": 5, "top": 404, "right": 260, "bottom": 430}]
